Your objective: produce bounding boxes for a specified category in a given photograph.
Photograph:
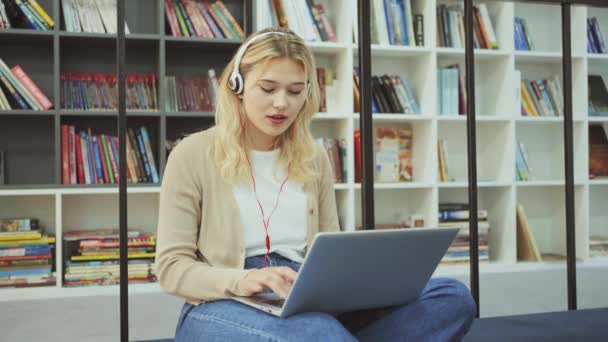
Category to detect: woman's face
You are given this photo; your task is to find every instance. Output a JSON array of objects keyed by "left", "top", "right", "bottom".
[{"left": 240, "top": 56, "right": 308, "bottom": 151}]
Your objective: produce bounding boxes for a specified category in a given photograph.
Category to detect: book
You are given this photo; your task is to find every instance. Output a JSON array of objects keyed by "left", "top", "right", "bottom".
[{"left": 516, "top": 204, "right": 542, "bottom": 262}]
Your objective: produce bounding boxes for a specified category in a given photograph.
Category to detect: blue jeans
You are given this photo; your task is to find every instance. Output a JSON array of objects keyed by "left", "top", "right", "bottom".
[{"left": 175, "top": 253, "right": 476, "bottom": 341}]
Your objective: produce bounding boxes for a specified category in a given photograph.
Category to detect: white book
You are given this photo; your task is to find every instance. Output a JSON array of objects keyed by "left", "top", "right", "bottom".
[
  {"left": 208, "top": 69, "right": 219, "bottom": 109},
  {"left": 0, "top": 1, "right": 10, "bottom": 29},
  {"left": 61, "top": 0, "right": 74, "bottom": 32},
  {"left": 74, "top": 0, "right": 89, "bottom": 32},
  {"left": 69, "top": 0, "right": 81, "bottom": 32},
  {"left": 95, "top": 0, "right": 111, "bottom": 33},
  {"left": 279, "top": 0, "right": 302, "bottom": 39},
  {"left": 514, "top": 70, "right": 522, "bottom": 113},
  {"left": 372, "top": 0, "right": 390, "bottom": 45},
  {"left": 257, "top": 0, "right": 273, "bottom": 29},
  {"left": 352, "top": 1, "right": 359, "bottom": 44},
  {"left": 80, "top": 135, "right": 91, "bottom": 185},
  {"left": 296, "top": 0, "right": 321, "bottom": 41},
  {"left": 405, "top": 0, "right": 415, "bottom": 46},
  {"left": 478, "top": 4, "right": 498, "bottom": 48}
]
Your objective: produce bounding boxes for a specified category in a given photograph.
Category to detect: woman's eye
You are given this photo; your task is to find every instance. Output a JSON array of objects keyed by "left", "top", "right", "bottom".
[
  {"left": 289, "top": 90, "right": 303, "bottom": 96},
  {"left": 261, "top": 87, "right": 274, "bottom": 93}
]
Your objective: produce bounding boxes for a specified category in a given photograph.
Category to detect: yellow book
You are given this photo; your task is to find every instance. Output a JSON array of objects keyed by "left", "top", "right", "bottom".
[
  {"left": 0, "top": 236, "right": 55, "bottom": 246},
  {"left": 520, "top": 81, "right": 539, "bottom": 116},
  {"left": 438, "top": 140, "right": 446, "bottom": 182},
  {"left": 71, "top": 252, "right": 156, "bottom": 261},
  {"left": 0, "top": 231, "right": 43, "bottom": 241},
  {"left": 27, "top": 0, "right": 55, "bottom": 28}
]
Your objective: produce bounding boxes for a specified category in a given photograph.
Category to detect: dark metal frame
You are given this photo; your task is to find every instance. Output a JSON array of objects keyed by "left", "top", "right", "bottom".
[{"left": 113, "top": 0, "right": 608, "bottom": 340}]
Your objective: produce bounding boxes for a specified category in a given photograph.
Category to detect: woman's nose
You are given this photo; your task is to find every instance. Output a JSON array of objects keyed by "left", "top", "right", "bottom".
[{"left": 272, "top": 91, "right": 288, "bottom": 109}]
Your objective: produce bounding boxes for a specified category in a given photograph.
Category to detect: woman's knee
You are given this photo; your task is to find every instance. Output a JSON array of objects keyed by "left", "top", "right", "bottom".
[
  {"left": 290, "top": 312, "right": 356, "bottom": 341},
  {"left": 440, "top": 278, "right": 477, "bottom": 320}
]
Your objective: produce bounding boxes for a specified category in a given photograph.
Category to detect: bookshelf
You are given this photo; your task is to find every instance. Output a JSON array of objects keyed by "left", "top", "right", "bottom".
[{"left": 1, "top": 0, "right": 608, "bottom": 303}]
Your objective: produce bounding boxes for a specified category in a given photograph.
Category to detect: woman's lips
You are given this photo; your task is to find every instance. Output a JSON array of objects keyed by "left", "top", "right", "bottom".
[{"left": 267, "top": 114, "right": 287, "bottom": 125}]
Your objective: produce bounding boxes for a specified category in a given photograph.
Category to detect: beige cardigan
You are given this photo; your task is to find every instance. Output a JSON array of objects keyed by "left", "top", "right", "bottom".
[{"left": 155, "top": 127, "right": 340, "bottom": 305}]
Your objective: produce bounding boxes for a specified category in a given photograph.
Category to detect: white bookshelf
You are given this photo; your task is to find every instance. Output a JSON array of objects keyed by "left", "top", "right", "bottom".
[
  {"left": 2, "top": 0, "right": 608, "bottom": 303},
  {"left": 252, "top": 0, "right": 608, "bottom": 275}
]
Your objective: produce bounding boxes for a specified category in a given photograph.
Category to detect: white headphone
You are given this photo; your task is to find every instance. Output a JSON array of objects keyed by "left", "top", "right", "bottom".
[{"left": 229, "top": 31, "right": 312, "bottom": 97}]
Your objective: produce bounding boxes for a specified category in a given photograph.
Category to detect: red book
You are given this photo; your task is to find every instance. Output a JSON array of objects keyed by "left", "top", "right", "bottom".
[
  {"left": 11, "top": 65, "right": 53, "bottom": 110},
  {"left": 61, "top": 125, "right": 69, "bottom": 184},
  {"left": 164, "top": 0, "right": 181, "bottom": 36},
  {"left": 0, "top": 254, "right": 53, "bottom": 261},
  {"left": 69, "top": 125, "right": 76, "bottom": 184},
  {"left": 75, "top": 131, "right": 85, "bottom": 184}
]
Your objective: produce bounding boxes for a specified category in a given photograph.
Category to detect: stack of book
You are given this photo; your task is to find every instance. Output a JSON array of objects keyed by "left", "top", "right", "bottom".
[
  {"left": 61, "top": 72, "right": 158, "bottom": 112},
  {"left": 62, "top": 0, "right": 129, "bottom": 33},
  {"left": 165, "top": 0, "right": 244, "bottom": 39},
  {"left": 0, "top": 58, "right": 52, "bottom": 110},
  {"left": 587, "top": 17, "right": 606, "bottom": 54},
  {"left": 257, "top": 0, "right": 336, "bottom": 42},
  {"left": 60, "top": 125, "right": 159, "bottom": 185},
  {"left": 0, "top": 218, "right": 56, "bottom": 288},
  {"left": 437, "top": 3, "right": 498, "bottom": 49},
  {"left": 316, "top": 137, "right": 346, "bottom": 184},
  {"left": 0, "top": 0, "right": 54, "bottom": 30},
  {"left": 590, "top": 236, "right": 608, "bottom": 257},
  {"left": 63, "top": 229, "right": 156, "bottom": 287},
  {"left": 438, "top": 203, "right": 490, "bottom": 264},
  {"left": 589, "top": 124, "right": 608, "bottom": 179}
]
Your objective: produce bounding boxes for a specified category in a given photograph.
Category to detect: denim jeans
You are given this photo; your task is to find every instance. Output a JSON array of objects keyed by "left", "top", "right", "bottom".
[{"left": 174, "top": 253, "right": 476, "bottom": 341}]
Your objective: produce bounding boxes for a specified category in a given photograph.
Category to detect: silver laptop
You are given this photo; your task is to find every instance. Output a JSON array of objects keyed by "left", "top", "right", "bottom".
[{"left": 233, "top": 227, "right": 459, "bottom": 318}]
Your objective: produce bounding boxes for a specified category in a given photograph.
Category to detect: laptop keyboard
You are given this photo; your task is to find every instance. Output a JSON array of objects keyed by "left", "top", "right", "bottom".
[{"left": 261, "top": 298, "right": 286, "bottom": 308}]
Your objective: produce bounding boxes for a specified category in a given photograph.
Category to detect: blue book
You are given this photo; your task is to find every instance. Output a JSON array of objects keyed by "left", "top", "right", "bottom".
[
  {"left": 383, "top": 0, "right": 394, "bottom": 45},
  {"left": 135, "top": 128, "right": 152, "bottom": 182},
  {"left": 140, "top": 127, "right": 159, "bottom": 183},
  {"left": 0, "top": 267, "right": 52, "bottom": 277},
  {"left": 81, "top": 131, "right": 95, "bottom": 184},
  {"left": 397, "top": 0, "right": 409, "bottom": 46},
  {"left": 0, "top": 73, "right": 29, "bottom": 109},
  {"left": 92, "top": 135, "right": 104, "bottom": 183}
]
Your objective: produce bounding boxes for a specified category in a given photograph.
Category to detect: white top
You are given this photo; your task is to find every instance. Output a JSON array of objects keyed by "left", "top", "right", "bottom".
[{"left": 232, "top": 148, "right": 307, "bottom": 263}]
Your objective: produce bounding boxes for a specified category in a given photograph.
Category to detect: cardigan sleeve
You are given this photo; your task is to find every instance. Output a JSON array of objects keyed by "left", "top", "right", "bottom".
[
  {"left": 316, "top": 144, "right": 341, "bottom": 233},
  {"left": 155, "top": 138, "right": 252, "bottom": 303}
]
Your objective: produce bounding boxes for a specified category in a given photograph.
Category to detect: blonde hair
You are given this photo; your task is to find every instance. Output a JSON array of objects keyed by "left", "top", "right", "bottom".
[{"left": 210, "top": 27, "right": 321, "bottom": 186}]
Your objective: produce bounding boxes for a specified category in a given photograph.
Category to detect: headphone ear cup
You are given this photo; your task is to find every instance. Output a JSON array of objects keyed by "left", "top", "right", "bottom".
[{"left": 230, "top": 73, "right": 244, "bottom": 94}]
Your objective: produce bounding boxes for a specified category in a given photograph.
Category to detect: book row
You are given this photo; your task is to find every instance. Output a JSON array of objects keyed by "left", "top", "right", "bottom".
[
  {"left": 0, "top": 58, "right": 52, "bottom": 111},
  {"left": 437, "top": 4, "right": 498, "bottom": 49},
  {"left": 61, "top": 124, "right": 160, "bottom": 185},
  {"left": 0, "top": 0, "right": 54, "bottom": 30},
  {"left": 62, "top": 72, "right": 159, "bottom": 112},
  {"left": 164, "top": 0, "right": 243, "bottom": 39},
  {"left": 258, "top": 0, "right": 337, "bottom": 43}
]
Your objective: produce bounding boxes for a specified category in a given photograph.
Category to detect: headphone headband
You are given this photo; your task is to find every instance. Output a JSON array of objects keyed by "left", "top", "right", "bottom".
[{"left": 228, "top": 31, "right": 311, "bottom": 97}]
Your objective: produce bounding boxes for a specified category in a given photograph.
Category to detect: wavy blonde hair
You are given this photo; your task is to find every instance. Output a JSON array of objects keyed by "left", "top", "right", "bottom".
[{"left": 210, "top": 27, "right": 321, "bottom": 186}]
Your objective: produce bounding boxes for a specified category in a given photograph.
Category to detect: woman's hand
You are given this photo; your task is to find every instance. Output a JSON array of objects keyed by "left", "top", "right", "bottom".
[{"left": 237, "top": 267, "right": 298, "bottom": 298}]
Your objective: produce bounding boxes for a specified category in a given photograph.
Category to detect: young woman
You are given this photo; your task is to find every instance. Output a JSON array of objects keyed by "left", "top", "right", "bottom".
[{"left": 156, "top": 27, "right": 476, "bottom": 341}]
